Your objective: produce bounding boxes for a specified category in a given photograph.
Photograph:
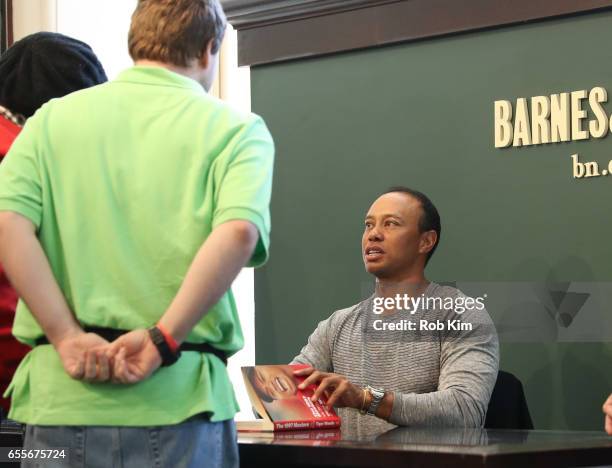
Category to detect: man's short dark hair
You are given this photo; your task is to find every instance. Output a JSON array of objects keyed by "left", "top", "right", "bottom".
[
  {"left": 383, "top": 186, "right": 441, "bottom": 265},
  {"left": 128, "top": 0, "right": 227, "bottom": 67}
]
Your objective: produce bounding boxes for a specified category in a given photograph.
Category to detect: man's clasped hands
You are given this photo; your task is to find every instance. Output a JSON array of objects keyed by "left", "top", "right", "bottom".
[{"left": 54, "top": 328, "right": 163, "bottom": 385}]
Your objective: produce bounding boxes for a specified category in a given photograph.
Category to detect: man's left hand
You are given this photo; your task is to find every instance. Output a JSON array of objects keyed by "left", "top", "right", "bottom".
[
  {"left": 294, "top": 366, "right": 363, "bottom": 409},
  {"left": 106, "top": 329, "right": 162, "bottom": 384}
]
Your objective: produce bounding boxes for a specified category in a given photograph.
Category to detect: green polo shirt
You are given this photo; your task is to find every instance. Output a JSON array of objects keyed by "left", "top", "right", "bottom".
[{"left": 0, "top": 66, "right": 274, "bottom": 426}]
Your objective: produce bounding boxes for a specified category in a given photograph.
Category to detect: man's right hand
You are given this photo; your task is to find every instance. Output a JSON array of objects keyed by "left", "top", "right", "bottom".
[
  {"left": 55, "top": 332, "right": 111, "bottom": 382},
  {"left": 106, "top": 329, "right": 162, "bottom": 384}
]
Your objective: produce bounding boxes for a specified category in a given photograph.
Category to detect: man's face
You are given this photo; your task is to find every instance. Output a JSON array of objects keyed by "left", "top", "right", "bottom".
[
  {"left": 362, "top": 192, "right": 428, "bottom": 279},
  {"left": 251, "top": 365, "right": 298, "bottom": 400}
]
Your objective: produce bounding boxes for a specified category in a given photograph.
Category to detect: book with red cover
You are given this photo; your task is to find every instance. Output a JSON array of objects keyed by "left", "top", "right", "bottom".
[{"left": 237, "top": 364, "right": 341, "bottom": 432}]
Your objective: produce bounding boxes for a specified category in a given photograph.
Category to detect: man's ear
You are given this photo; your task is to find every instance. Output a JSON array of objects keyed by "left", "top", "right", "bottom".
[
  {"left": 419, "top": 230, "right": 437, "bottom": 255},
  {"left": 198, "top": 39, "right": 215, "bottom": 69}
]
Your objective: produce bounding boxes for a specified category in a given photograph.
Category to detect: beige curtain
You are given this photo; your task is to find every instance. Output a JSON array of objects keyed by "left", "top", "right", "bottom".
[{"left": 12, "top": 0, "right": 58, "bottom": 40}]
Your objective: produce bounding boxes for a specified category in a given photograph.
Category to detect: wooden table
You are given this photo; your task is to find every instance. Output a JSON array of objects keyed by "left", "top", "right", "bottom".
[{"left": 238, "top": 427, "right": 612, "bottom": 468}]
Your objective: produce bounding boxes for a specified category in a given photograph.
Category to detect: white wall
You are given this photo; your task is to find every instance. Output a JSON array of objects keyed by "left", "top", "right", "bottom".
[
  {"left": 215, "top": 23, "right": 255, "bottom": 421},
  {"left": 12, "top": 0, "right": 134, "bottom": 79},
  {"left": 55, "top": 0, "right": 136, "bottom": 79}
]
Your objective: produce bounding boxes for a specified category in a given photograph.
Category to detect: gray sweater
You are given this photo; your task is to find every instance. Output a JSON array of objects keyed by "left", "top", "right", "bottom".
[{"left": 291, "top": 282, "right": 499, "bottom": 432}]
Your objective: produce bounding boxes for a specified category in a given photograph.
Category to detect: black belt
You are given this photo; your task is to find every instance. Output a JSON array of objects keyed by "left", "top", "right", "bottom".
[{"left": 34, "top": 326, "right": 228, "bottom": 365}]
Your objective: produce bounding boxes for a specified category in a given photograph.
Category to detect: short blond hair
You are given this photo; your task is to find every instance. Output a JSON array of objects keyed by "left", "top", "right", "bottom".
[{"left": 128, "top": 0, "right": 226, "bottom": 67}]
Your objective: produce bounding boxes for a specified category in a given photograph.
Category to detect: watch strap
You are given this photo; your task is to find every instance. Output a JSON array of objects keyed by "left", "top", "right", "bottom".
[
  {"left": 366, "top": 386, "right": 384, "bottom": 416},
  {"left": 149, "top": 326, "right": 181, "bottom": 366}
]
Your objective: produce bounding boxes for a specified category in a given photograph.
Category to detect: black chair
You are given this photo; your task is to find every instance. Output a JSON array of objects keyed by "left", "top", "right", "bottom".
[{"left": 485, "top": 370, "right": 534, "bottom": 429}]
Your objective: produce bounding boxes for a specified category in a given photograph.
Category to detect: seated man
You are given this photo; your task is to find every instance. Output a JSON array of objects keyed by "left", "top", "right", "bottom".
[{"left": 292, "top": 187, "right": 499, "bottom": 431}]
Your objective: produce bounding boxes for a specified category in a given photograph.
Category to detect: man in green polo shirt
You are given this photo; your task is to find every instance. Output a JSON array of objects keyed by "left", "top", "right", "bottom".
[{"left": 0, "top": 0, "right": 273, "bottom": 466}]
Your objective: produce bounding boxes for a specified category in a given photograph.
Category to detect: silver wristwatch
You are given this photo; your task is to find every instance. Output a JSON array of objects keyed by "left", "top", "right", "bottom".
[{"left": 366, "top": 386, "right": 385, "bottom": 416}]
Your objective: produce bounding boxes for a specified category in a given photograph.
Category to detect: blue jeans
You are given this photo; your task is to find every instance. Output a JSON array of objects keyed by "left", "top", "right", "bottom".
[{"left": 21, "top": 416, "right": 239, "bottom": 468}]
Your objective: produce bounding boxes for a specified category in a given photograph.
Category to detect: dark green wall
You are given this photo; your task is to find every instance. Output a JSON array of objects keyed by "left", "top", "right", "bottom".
[{"left": 251, "top": 11, "right": 612, "bottom": 430}]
